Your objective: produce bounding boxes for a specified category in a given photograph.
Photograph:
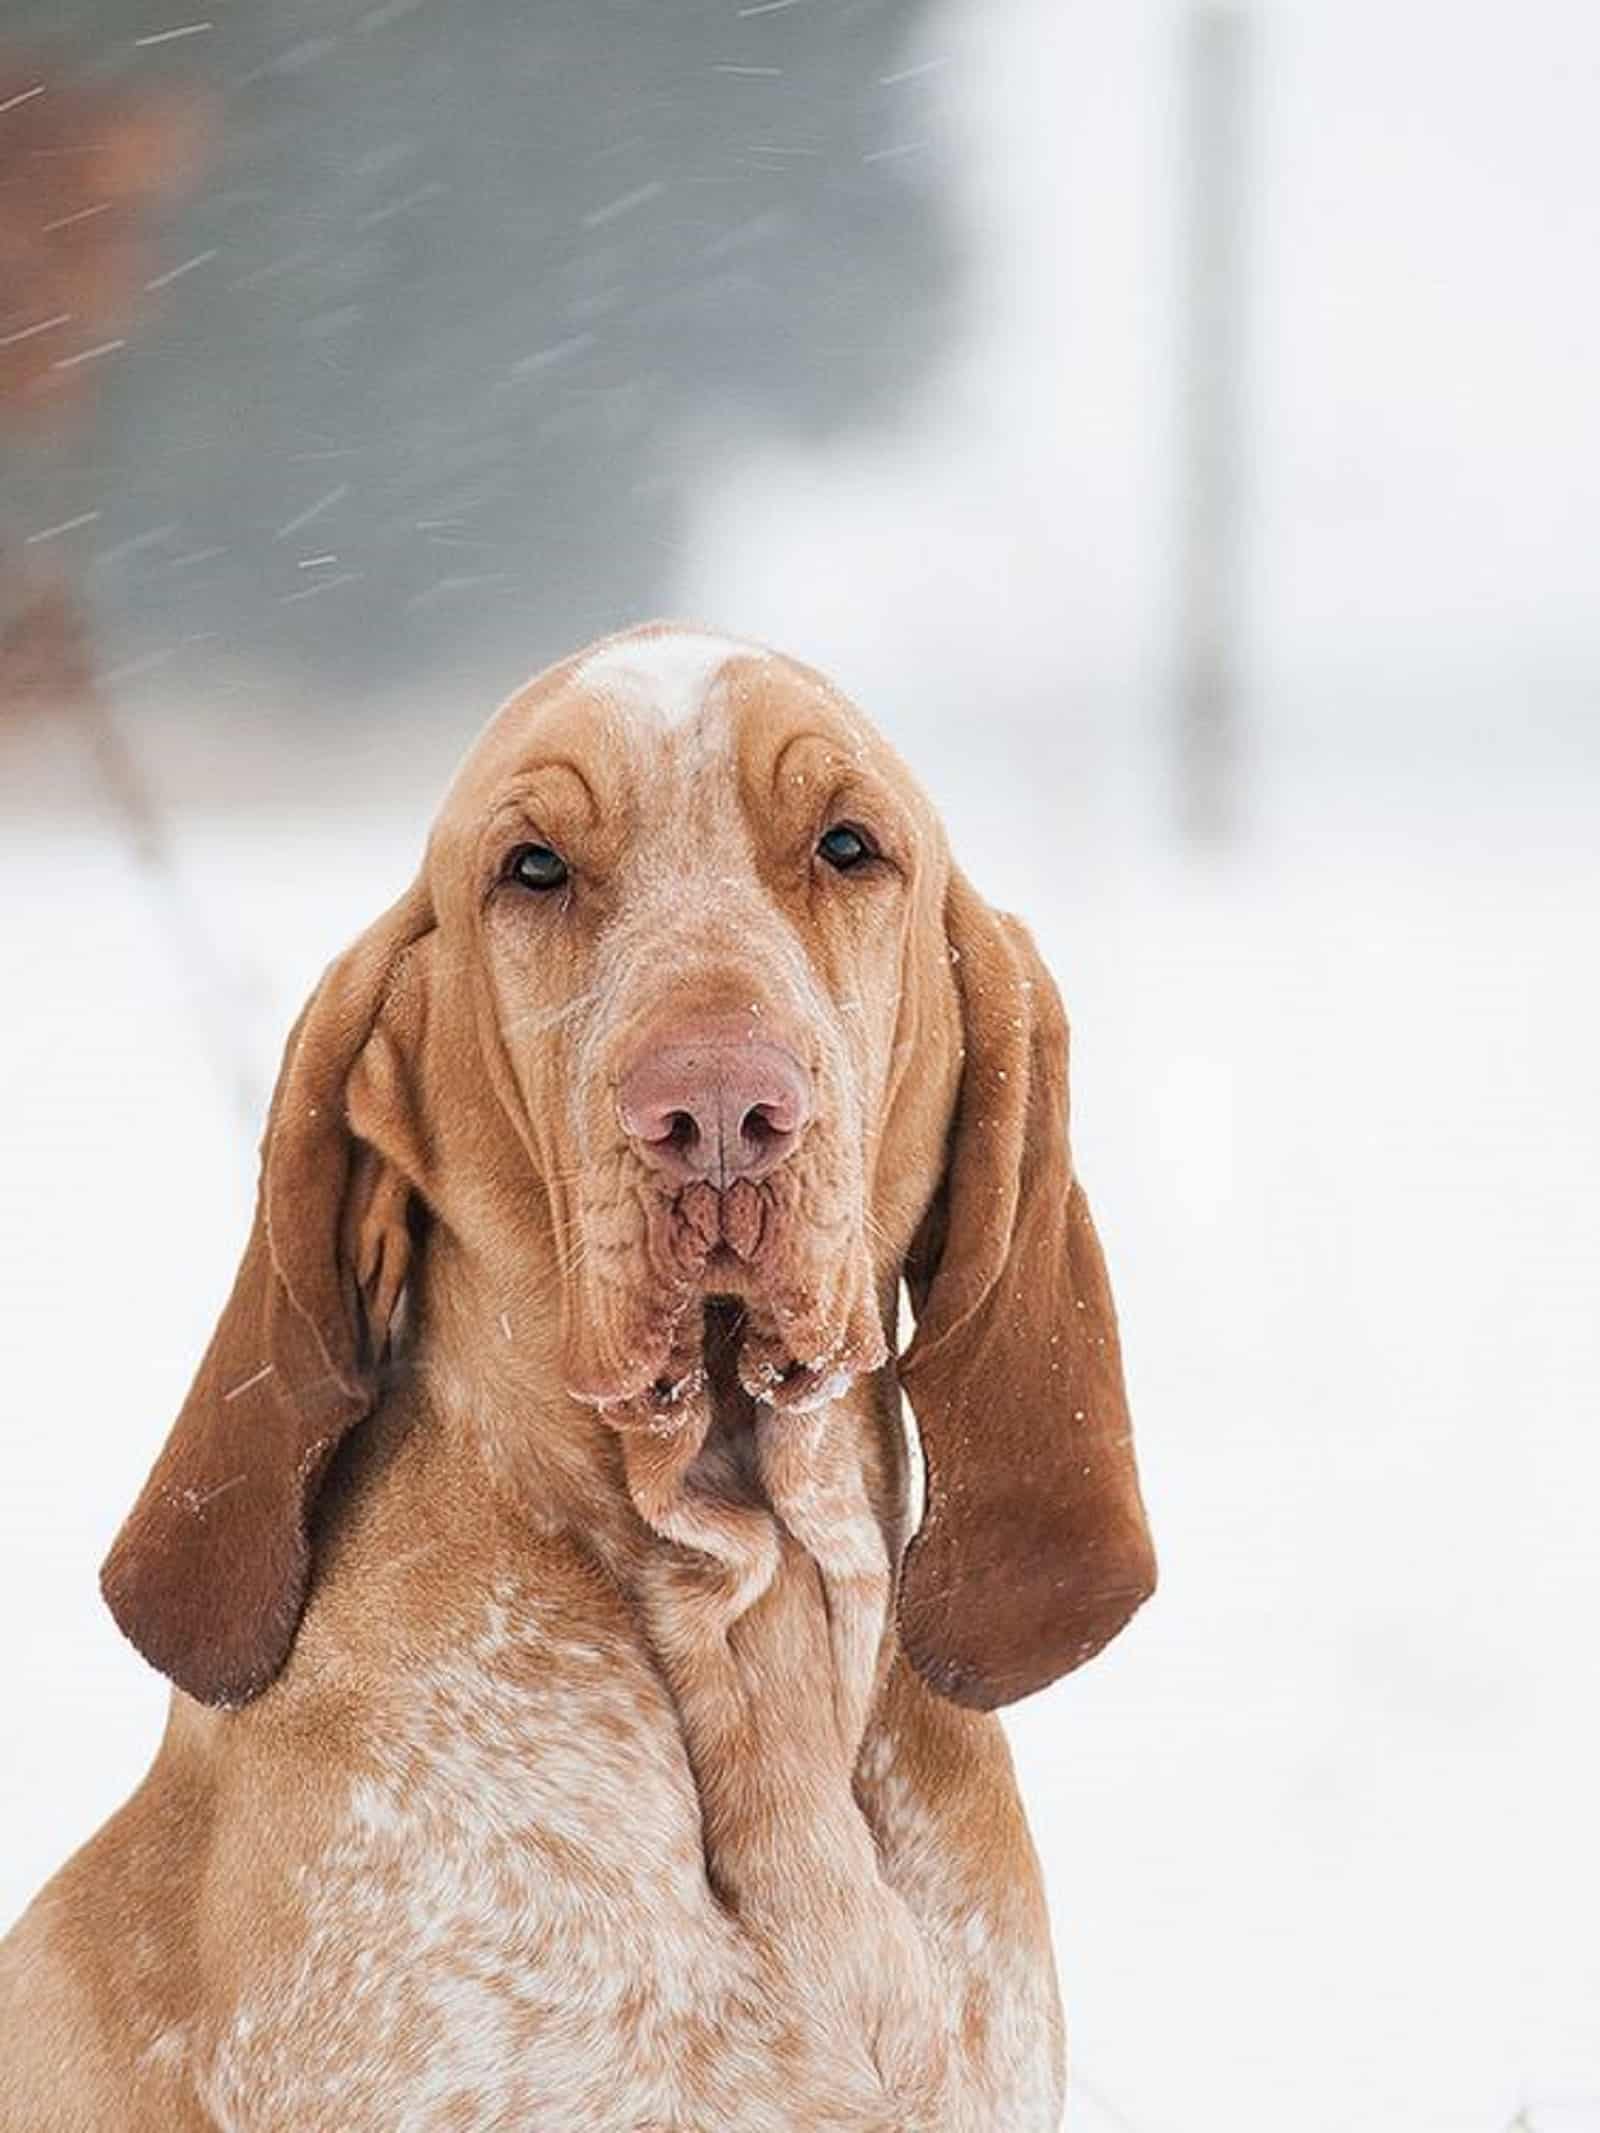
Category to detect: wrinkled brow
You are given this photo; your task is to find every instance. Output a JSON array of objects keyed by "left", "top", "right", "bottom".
[
  {"left": 764, "top": 731, "right": 916, "bottom": 855},
  {"left": 473, "top": 762, "right": 611, "bottom": 870}
]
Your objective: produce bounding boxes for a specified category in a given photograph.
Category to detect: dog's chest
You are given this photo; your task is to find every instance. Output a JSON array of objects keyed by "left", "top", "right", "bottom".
[
  {"left": 199, "top": 1591, "right": 764, "bottom": 2128},
  {"left": 191, "top": 1580, "right": 1057, "bottom": 2133}
]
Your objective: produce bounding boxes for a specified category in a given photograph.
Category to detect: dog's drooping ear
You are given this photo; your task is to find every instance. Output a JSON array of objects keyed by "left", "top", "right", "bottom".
[
  {"left": 100, "top": 881, "right": 435, "bottom": 1707},
  {"left": 898, "top": 873, "right": 1156, "bottom": 1710}
]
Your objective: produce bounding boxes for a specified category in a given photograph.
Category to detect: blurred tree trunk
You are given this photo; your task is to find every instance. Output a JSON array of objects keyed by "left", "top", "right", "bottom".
[{"left": 1, "top": 51, "right": 207, "bottom": 701}]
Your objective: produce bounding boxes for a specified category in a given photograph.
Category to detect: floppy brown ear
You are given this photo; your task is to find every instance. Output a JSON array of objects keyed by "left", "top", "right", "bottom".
[
  {"left": 898, "top": 872, "right": 1156, "bottom": 1710},
  {"left": 100, "top": 881, "right": 434, "bottom": 1707}
]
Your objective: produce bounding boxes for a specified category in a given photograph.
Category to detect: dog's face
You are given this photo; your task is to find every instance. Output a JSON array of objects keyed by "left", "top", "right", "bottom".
[
  {"left": 102, "top": 625, "right": 1154, "bottom": 1714},
  {"left": 445, "top": 630, "right": 946, "bottom": 1420}
]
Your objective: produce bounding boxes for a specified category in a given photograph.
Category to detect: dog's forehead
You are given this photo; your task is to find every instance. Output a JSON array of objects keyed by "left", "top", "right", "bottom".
[
  {"left": 453, "top": 625, "right": 885, "bottom": 818},
  {"left": 573, "top": 627, "right": 764, "bottom": 737}
]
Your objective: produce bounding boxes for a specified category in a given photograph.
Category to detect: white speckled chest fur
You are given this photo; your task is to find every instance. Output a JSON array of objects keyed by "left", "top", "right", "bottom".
[{"left": 193, "top": 1565, "right": 1057, "bottom": 2133}]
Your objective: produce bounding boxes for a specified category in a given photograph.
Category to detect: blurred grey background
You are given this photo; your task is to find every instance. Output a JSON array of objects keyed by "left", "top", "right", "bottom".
[
  {"left": 3, "top": 7, "right": 1597, "bottom": 2132},
  {"left": 3, "top": 0, "right": 952, "bottom": 691}
]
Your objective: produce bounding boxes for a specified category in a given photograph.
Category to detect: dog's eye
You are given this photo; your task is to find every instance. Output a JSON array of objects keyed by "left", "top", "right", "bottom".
[
  {"left": 505, "top": 842, "right": 569, "bottom": 891},
  {"left": 816, "top": 823, "right": 875, "bottom": 872}
]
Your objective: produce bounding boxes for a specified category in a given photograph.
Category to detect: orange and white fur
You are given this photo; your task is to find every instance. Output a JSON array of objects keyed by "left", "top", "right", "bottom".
[{"left": 0, "top": 626, "right": 1155, "bottom": 2131}]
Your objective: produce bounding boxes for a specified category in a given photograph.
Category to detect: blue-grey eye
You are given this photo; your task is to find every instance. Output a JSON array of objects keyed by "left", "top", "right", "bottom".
[
  {"left": 817, "top": 823, "right": 875, "bottom": 872},
  {"left": 506, "top": 843, "right": 569, "bottom": 891}
]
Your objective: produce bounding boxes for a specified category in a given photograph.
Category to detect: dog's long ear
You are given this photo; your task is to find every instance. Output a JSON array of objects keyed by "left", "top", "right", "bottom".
[
  {"left": 898, "top": 872, "right": 1155, "bottom": 1710},
  {"left": 101, "top": 880, "right": 435, "bottom": 1707}
]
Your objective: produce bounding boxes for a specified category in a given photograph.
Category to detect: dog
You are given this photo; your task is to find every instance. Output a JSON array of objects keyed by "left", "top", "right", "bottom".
[{"left": 0, "top": 624, "right": 1155, "bottom": 2130}]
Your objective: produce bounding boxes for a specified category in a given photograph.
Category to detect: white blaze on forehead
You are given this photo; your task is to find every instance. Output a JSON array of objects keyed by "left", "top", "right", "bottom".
[{"left": 575, "top": 628, "right": 764, "bottom": 732}]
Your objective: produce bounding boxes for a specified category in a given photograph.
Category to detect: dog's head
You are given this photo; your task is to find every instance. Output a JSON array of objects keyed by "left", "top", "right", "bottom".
[
  {"left": 445, "top": 630, "right": 927, "bottom": 1421},
  {"left": 102, "top": 627, "right": 1154, "bottom": 1711}
]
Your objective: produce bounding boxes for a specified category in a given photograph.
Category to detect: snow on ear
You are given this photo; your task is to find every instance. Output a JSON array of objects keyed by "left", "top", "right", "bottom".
[{"left": 898, "top": 873, "right": 1156, "bottom": 1709}]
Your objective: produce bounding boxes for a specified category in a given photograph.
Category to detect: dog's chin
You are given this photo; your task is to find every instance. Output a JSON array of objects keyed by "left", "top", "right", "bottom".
[{"left": 567, "top": 1179, "right": 886, "bottom": 1428}]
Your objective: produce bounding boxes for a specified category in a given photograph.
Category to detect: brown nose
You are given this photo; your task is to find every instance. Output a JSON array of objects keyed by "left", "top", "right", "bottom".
[{"left": 618, "top": 1037, "right": 812, "bottom": 1188}]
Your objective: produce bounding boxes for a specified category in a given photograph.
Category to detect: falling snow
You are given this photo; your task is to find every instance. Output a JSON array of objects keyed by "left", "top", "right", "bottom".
[{"left": 2, "top": 4, "right": 1598, "bottom": 2130}]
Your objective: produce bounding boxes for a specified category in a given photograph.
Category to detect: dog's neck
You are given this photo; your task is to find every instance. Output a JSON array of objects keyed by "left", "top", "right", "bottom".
[{"left": 393, "top": 1224, "right": 912, "bottom": 1677}]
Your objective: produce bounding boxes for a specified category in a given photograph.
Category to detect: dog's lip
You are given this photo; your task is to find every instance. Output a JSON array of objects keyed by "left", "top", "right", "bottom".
[
  {"left": 572, "top": 1294, "right": 878, "bottom": 1421},
  {"left": 665, "top": 1177, "right": 770, "bottom": 1267}
]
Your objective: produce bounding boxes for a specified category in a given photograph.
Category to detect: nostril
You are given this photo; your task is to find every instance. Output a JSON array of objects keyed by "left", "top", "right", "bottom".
[
  {"left": 739, "top": 1103, "right": 789, "bottom": 1154},
  {"left": 662, "top": 1109, "right": 700, "bottom": 1155}
]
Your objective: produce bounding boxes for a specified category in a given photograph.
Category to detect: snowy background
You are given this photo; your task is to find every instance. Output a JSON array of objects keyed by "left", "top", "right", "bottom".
[{"left": 3, "top": 5, "right": 1598, "bottom": 2131}]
